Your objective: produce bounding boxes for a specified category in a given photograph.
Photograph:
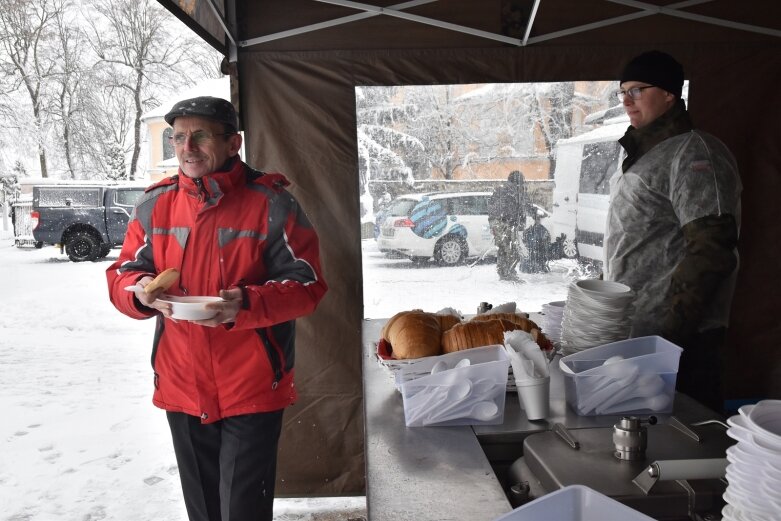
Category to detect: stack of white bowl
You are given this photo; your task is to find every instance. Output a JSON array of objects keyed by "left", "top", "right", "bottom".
[
  {"left": 722, "top": 400, "right": 781, "bottom": 520},
  {"left": 541, "top": 301, "right": 565, "bottom": 346},
  {"left": 560, "top": 279, "right": 635, "bottom": 355}
]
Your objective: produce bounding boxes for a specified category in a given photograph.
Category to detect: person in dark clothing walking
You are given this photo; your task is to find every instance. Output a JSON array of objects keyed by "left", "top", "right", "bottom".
[{"left": 488, "top": 170, "right": 532, "bottom": 281}]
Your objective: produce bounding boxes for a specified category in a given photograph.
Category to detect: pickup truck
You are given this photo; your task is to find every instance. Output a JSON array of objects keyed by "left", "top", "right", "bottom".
[{"left": 31, "top": 184, "right": 146, "bottom": 262}]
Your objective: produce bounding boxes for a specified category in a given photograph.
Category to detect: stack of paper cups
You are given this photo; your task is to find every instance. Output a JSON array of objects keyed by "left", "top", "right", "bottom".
[{"left": 516, "top": 376, "right": 550, "bottom": 420}]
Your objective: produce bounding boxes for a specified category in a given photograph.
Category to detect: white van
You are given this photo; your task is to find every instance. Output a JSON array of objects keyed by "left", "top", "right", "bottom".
[{"left": 550, "top": 114, "right": 628, "bottom": 267}]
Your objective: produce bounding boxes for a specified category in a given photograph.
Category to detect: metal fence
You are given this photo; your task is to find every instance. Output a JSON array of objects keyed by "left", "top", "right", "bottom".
[{"left": 11, "top": 199, "right": 39, "bottom": 248}]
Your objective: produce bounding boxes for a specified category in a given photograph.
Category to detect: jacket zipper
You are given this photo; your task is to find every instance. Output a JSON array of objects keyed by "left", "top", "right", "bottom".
[{"left": 256, "top": 329, "right": 284, "bottom": 389}]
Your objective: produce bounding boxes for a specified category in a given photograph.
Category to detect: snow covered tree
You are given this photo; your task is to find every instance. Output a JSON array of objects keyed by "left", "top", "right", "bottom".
[
  {"left": 84, "top": 0, "right": 221, "bottom": 180},
  {"left": 356, "top": 86, "right": 423, "bottom": 198},
  {"left": 105, "top": 141, "right": 127, "bottom": 181},
  {"left": 0, "top": 0, "right": 62, "bottom": 179}
]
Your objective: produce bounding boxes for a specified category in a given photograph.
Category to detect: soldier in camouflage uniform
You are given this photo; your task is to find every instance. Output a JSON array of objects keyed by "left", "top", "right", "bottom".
[
  {"left": 489, "top": 171, "right": 533, "bottom": 281},
  {"left": 604, "top": 51, "right": 741, "bottom": 412}
]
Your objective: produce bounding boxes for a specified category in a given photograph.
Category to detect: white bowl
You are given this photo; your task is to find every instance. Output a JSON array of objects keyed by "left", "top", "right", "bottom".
[
  {"left": 747, "top": 400, "right": 781, "bottom": 444},
  {"left": 574, "top": 279, "right": 634, "bottom": 302},
  {"left": 158, "top": 295, "right": 224, "bottom": 321}
]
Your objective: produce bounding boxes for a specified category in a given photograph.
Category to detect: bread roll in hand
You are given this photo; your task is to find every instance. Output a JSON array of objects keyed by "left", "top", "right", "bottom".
[{"left": 144, "top": 268, "right": 180, "bottom": 294}]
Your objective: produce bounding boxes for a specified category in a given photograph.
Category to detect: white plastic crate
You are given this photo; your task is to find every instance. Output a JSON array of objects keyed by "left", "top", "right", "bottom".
[
  {"left": 397, "top": 345, "right": 509, "bottom": 427},
  {"left": 560, "top": 336, "right": 682, "bottom": 416}
]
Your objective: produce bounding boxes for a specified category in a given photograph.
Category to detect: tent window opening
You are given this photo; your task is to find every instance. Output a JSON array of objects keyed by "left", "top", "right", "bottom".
[{"left": 357, "top": 81, "right": 630, "bottom": 320}]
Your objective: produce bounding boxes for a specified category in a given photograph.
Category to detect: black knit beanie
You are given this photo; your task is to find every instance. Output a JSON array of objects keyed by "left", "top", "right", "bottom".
[{"left": 619, "top": 50, "right": 684, "bottom": 98}]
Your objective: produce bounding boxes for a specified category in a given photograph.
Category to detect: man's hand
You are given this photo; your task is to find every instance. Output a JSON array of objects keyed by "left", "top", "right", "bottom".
[
  {"left": 193, "top": 288, "right": 243, "bottom": 327},
  {"left": 133, "top": 276, "right": 174, "bottom": 318}
]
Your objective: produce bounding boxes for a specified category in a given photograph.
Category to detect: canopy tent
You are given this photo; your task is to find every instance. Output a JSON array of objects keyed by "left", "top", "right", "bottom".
[{"left": 157, "top": 0, "right": 781, "bottom": 495}]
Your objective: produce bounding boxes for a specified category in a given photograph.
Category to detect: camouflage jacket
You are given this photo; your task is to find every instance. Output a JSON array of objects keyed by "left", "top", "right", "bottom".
[{"left": 604, "top": 100, "right": 742, "bottom": 343}]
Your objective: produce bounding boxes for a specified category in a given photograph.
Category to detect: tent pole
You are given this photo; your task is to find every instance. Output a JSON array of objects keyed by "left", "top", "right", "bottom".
[
  {"left": 522, "top": 0, "right": 542, "bottom": 46},
  {"left": 607, "top": 0, "right": 781, "bottom": 38},
  {"left": 314, "top": 0, "right": 522, "bottom": 45},
  {"left": 238, "top": 0, "right": 437, "bottom": 47}
]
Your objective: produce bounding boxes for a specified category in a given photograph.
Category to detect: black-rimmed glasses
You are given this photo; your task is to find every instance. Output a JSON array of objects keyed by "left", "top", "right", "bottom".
[{"left": 615, "top": 85, "right": 655, "bottom": 102}]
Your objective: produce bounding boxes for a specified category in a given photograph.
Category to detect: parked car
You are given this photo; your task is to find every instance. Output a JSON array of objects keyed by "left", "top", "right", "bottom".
[
  {"left": 31, "top": 183, "right": 146, "bottom": 262},
  {"left": 377, "top": 191, "right": 557, "bottom": 266}
]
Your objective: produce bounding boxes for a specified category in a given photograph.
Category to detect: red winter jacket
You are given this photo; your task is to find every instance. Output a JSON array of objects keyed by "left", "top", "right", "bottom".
[{"left": 106, "top": 158, "right": 327, "bottom": 423}]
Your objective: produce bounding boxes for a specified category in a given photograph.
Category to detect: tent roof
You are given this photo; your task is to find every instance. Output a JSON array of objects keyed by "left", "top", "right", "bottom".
[{"left": 159, "top": 0, "right": 781, "bottom": 56}]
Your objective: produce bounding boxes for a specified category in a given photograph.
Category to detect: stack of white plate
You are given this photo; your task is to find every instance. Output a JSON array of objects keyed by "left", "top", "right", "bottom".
[
  {"left": 722, "top": 400, "right": 781, "bottom": 521},
  {"left": 560, "top": 279, "right": 635, "bottom": 355},
  {"left": 541, "top": 301, "right": 565, "bottom": 346}
]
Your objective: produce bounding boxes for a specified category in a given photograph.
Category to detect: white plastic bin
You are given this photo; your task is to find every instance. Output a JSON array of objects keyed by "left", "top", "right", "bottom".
[
  {"left": 398, "top": 345, "right": 509, "bottom": 427},
  {"left": 560, "top": 336, "right": 682, "bottom": 416},
  {"left": 492, "top": 485, "right": 655, "bottom": 521}
]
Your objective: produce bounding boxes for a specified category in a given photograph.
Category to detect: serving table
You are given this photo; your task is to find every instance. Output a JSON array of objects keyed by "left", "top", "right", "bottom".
[{"left": 361, "top": 317, "right": 721, "bottom": 521}]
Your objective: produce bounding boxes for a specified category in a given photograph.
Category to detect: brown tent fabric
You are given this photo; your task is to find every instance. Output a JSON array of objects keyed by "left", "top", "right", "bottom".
[{"left": 159, "top": 0, "right": 781, "bottom": 496}]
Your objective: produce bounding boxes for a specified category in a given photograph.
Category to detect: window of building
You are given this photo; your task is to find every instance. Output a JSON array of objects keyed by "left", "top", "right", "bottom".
[{"left": 162, "top": 128, "right": 175, "bottom": 160}]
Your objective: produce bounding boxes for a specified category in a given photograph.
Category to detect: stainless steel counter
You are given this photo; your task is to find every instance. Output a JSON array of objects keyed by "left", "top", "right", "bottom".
[
  {"left": 361, "top": 317, "right": 721, "bottom": 521},
  {"left": 362, "top": 318, "right": 512, "bottom": 521}
]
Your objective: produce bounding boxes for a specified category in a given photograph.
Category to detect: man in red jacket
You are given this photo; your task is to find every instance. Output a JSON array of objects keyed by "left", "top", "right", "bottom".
[{"left": 106, "top": 96, "right": 327, "bottom": 521}]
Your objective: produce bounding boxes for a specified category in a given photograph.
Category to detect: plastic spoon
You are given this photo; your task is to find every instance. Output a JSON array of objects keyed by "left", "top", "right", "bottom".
[
  {"left": 433, "top": 401, "right": 500, "bottom": 424},
  {"left": 599, "top": 393, "right": 672, "bottom": 415},
  {"left": 429, "top": 378, "right": 497, "bottom": 420},
  {"left": 595, "top": 374, "right": 665, "bottom": 414},
  {"left": 407, "top": 380, "right": 473, "bottom": 421},
  {"left": 577, "top": 363, "right": 640, "bottom": 413},
  {"left": 453, "top": 358, "right": 471, "bottom": 369},
  {"left": 430, "top": 360, "right": 449, "bottom": 374}
]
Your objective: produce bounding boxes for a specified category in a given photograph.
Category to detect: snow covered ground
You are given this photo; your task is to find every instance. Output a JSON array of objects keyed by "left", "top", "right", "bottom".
[
  {"left": 0, "top": 223, "right": 578, "bottom": 520},
  {"left": 361, "top": 240, "right": 577, "bottom": 319},
  {"left": 0, "top": 230, "right": 366, "bottom": 521}
]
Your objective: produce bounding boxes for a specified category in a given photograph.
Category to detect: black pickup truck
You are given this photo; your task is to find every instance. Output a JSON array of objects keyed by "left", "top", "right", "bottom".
[{"left": 31, "top": 184, "right": 146, "bottom": 262}]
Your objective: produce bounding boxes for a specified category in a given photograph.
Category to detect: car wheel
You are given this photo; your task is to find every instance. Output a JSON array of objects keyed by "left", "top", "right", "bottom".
[
  {"left": 434, "top": 236, "right": 465, "bottom": 265},
  {"left": 65, "top": 232, "right": 100, "bottom": 262},
  {"left": 562, "top": 237, "right": 578, "bottom": 258}
]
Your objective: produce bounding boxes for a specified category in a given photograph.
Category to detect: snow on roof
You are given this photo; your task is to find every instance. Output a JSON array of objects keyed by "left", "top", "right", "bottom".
[{"left": 142, "top": 77, "right": 230, "bottom": 121}]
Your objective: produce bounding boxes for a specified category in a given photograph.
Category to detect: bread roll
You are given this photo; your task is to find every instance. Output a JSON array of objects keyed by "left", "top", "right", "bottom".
[
  {"left": 434, "top": 314, "right": 461, "bottom": 332},
  {"left": 381, "top": 309, "right": 423, "bottom": 342},
  {"left": 382, "top": 310, "right": 442, "bottom": 359},
  {"left": 471, "top": 312, "right": 539, "bottom": 332},
  {"left": 469, "top": 314, "right": 552, "bottom": 351},
  {"left": 144, "top": 268, "right": 180, "bottom": 294},
  {"left": 441, "top": 320, "right": 505, "bottom": 354}
]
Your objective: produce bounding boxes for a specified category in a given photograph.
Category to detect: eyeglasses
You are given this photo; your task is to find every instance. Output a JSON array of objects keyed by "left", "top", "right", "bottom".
[
  {"left": 168, "top": 130, "right": 234, "bottom": 146},
  {"left": 615, "top": 85, "right": 655, "bottom": 102}
]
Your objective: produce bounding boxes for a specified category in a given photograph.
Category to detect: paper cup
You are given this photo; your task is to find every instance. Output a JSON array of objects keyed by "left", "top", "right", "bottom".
[{"left": 516, "top": 376, "right": 550, "bottom": 420}]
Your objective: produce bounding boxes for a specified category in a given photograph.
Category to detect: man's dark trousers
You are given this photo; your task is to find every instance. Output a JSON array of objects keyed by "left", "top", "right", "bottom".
[{"left": 167, "top": 410, "right": 285, "bottom": 521}]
